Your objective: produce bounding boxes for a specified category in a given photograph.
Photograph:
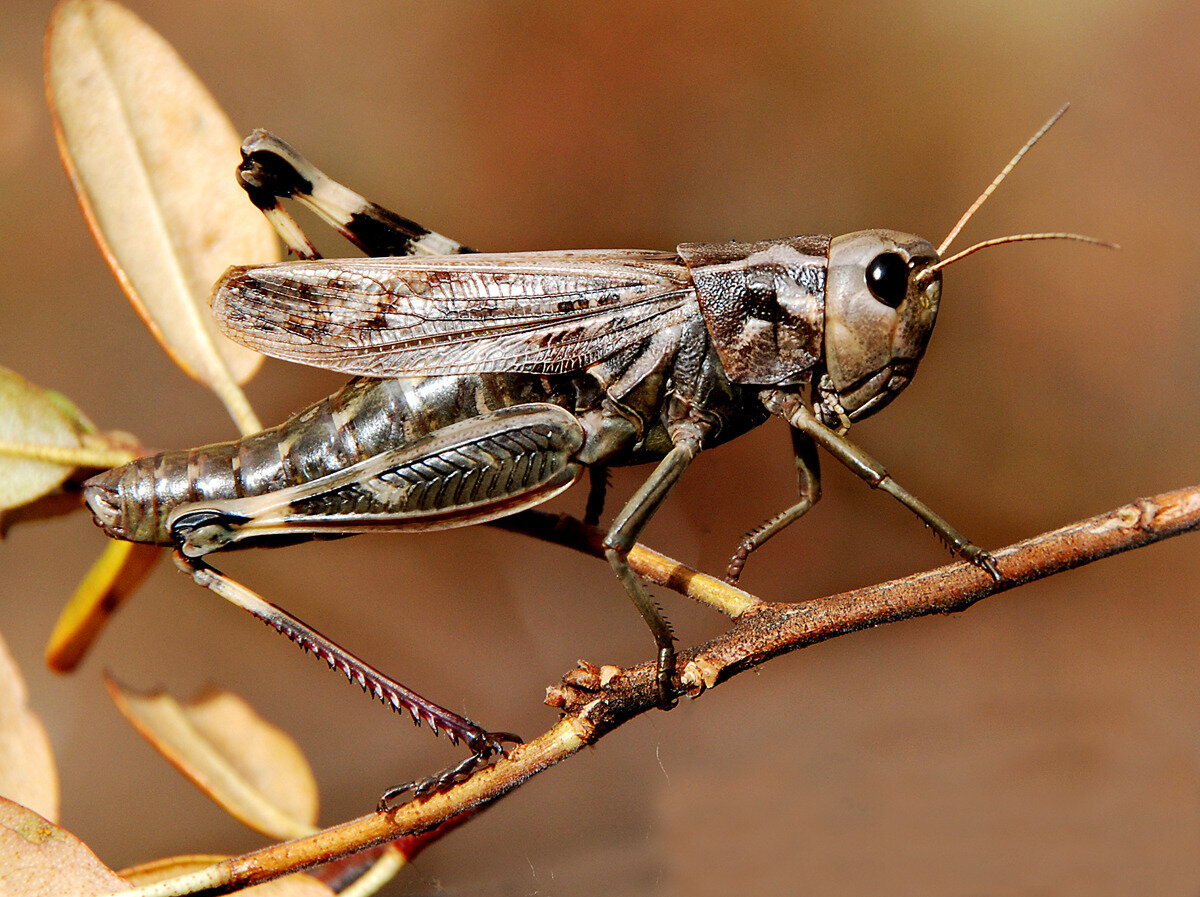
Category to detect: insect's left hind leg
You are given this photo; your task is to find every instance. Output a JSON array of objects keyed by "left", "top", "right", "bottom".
[
  {"left": 237, "top": 129, "right": 472, "bottom": 259},
  {"left": 173, "top": 552, "right": 521, "bottom": 806}
]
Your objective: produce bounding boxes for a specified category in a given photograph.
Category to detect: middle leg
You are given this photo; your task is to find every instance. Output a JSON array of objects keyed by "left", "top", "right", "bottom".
[{"left": 602, "top": 430, "right": 704, "bottom": 707}]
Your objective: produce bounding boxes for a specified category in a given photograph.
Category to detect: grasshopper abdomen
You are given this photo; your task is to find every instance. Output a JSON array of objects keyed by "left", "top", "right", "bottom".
[{"left": 85, "top": 373, "right": 592, "bottom": 549}]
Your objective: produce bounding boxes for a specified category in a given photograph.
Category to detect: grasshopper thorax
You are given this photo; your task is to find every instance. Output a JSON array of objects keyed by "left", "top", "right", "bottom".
[
  {"left": 677, "top": 230, "right": 941, "bottom": 431},
  {"left": 817, "top": 229, "right": 941, "bottom": 427}
]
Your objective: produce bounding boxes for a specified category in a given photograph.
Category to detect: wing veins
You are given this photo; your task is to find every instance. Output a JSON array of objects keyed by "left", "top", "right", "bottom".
[
  {"left": 215, "top": 253, "right": 697, "bottom": 376},
  {"left": 309, "top": 291, "right": 691, "bottom": 361}
]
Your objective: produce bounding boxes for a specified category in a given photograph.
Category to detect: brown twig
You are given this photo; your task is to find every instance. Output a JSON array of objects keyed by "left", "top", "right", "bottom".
[{"left": 114, "top": 485, "right": 1200, "bottom": 896}]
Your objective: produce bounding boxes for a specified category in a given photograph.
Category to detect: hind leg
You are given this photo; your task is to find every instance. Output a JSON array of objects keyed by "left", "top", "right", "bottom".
[
  {"left": 236, "top": 129, "right": 472, "bottom": 259},
  {"left": 175, "top": 553, "right": 520, "bottom": 805},
  {"left": 168, "top": 403, "right": 587, "bottom": 802}
]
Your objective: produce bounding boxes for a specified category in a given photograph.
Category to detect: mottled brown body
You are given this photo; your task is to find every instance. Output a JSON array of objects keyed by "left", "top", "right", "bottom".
[{"left": 86, "top": 304, "right": 769, "bottom": 551}]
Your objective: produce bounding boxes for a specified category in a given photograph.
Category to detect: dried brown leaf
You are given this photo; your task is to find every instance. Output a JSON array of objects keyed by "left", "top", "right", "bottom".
[
  {"left": 121, "top": 855, "right": 332, "bottom": 896},
  {"left": 106, "top": 679, "right": 319, "bottom": 840},
  {"left": 0, "top": 798, "right": 128, "bottom": 895},
  {"left": 0, "top": 634, "right": 58, "bottom": 823},
  {"left": 0, "top": 367, "right": 84, "bottom": 512},
  {"left": 45, "top": 0, "right": 276, "bottom": 432}
]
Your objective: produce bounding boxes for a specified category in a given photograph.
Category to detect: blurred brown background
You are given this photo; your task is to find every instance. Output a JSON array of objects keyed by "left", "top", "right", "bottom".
[{"left": 3, "top": 1, "right": 1200, "bottom": 894}]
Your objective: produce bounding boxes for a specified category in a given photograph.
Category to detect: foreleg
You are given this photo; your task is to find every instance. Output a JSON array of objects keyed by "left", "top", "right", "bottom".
[{"left": 767, "top": 393, "right": 1001, "bottom": 581}]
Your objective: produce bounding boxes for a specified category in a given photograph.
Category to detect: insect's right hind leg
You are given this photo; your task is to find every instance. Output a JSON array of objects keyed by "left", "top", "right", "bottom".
[
  {"left": 237, "top": 130, "right": 472, "bottom": 259},
  {"left": 172, "top": 551, "right": 521, "bottom": 805},
  {"left": 725, "top": 430, "right": 821, "bottom": 584}
]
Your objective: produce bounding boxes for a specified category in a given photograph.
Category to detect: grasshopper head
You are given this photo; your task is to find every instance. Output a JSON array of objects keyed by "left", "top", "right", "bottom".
[
  {"left": 811, "top": 108, "right": 1114, "bottom": 430},
  {"left": 817, "top": 229, "right": 941, "bottom": 426}
]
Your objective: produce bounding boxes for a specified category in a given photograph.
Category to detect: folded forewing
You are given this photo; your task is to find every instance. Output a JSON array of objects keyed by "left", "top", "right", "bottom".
[{"left": 210, "top": 249, "right": 697, "bottom": 377}]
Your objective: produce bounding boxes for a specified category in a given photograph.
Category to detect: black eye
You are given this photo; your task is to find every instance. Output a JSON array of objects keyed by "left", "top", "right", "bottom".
[{"left": 865, "top": 252, "right": 909, "bottom": 308}]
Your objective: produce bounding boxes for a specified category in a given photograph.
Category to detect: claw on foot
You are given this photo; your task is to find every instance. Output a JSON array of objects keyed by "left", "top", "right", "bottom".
[
  {"left": 655, "top": 647, "right": 678, "bottom": 710},
  {"left": 725, "top": 532, "right": 760, "bottom": 584},
  {"left": 376, "top": 731, "right": 522, "bottom": 812},
  {"left": 965, "top": 547, "right": 1002, "bottom": 583}
]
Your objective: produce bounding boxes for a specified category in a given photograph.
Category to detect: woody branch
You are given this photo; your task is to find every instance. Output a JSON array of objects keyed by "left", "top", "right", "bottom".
[{"left": 121, "top": 483, "right": 1200, "bottom": 896}]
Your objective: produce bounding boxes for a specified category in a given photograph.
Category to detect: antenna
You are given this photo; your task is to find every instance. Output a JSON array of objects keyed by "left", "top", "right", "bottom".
[
  {"left": 923, "top": 231, "right": 1117, "bottom": 276},
  {"left": 937, "top": 103, "right": 1070, "bottom": 257}
]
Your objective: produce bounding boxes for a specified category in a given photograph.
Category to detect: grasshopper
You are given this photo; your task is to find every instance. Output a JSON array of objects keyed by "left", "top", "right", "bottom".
[{"left": 83, "top": 106, "right": 1107, "bottom": 802}]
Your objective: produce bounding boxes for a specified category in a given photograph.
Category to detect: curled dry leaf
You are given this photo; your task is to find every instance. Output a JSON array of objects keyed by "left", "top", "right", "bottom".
[
  {"left": 0, "top": 367, "right": 85, "bottom": 513},
  {"left": 0, "top": 797, "right": 127, "bottom": 895},
  {"left": 46, "top": 0, "right": 277, "bottom": 432},
  {"left": 105, "top": 679, "right": 319, "bottom": 840},
  {"left": 0, "top": 633, "right": 59, "bottom": 823},
  {"left": 45, "top": 541, "right": 160, "bottom": 673},
  {"left": 121, "top": 855, "right": 332, "bottom": 896}
]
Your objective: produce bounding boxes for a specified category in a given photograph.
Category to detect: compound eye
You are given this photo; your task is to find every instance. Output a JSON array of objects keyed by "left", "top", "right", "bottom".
[{"left": 865, "top": 252, "right": 909, "bottom": 308}]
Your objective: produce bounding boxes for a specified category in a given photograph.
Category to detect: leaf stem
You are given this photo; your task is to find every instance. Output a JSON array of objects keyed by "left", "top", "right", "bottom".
[{"left": 0, "top": 439, "right": 137, "bottom": 469}]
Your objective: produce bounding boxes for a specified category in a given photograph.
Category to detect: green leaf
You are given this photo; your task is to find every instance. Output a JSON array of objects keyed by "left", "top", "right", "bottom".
[{"left": 0, "top": 367, "right": 84, "bottom": 513}]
